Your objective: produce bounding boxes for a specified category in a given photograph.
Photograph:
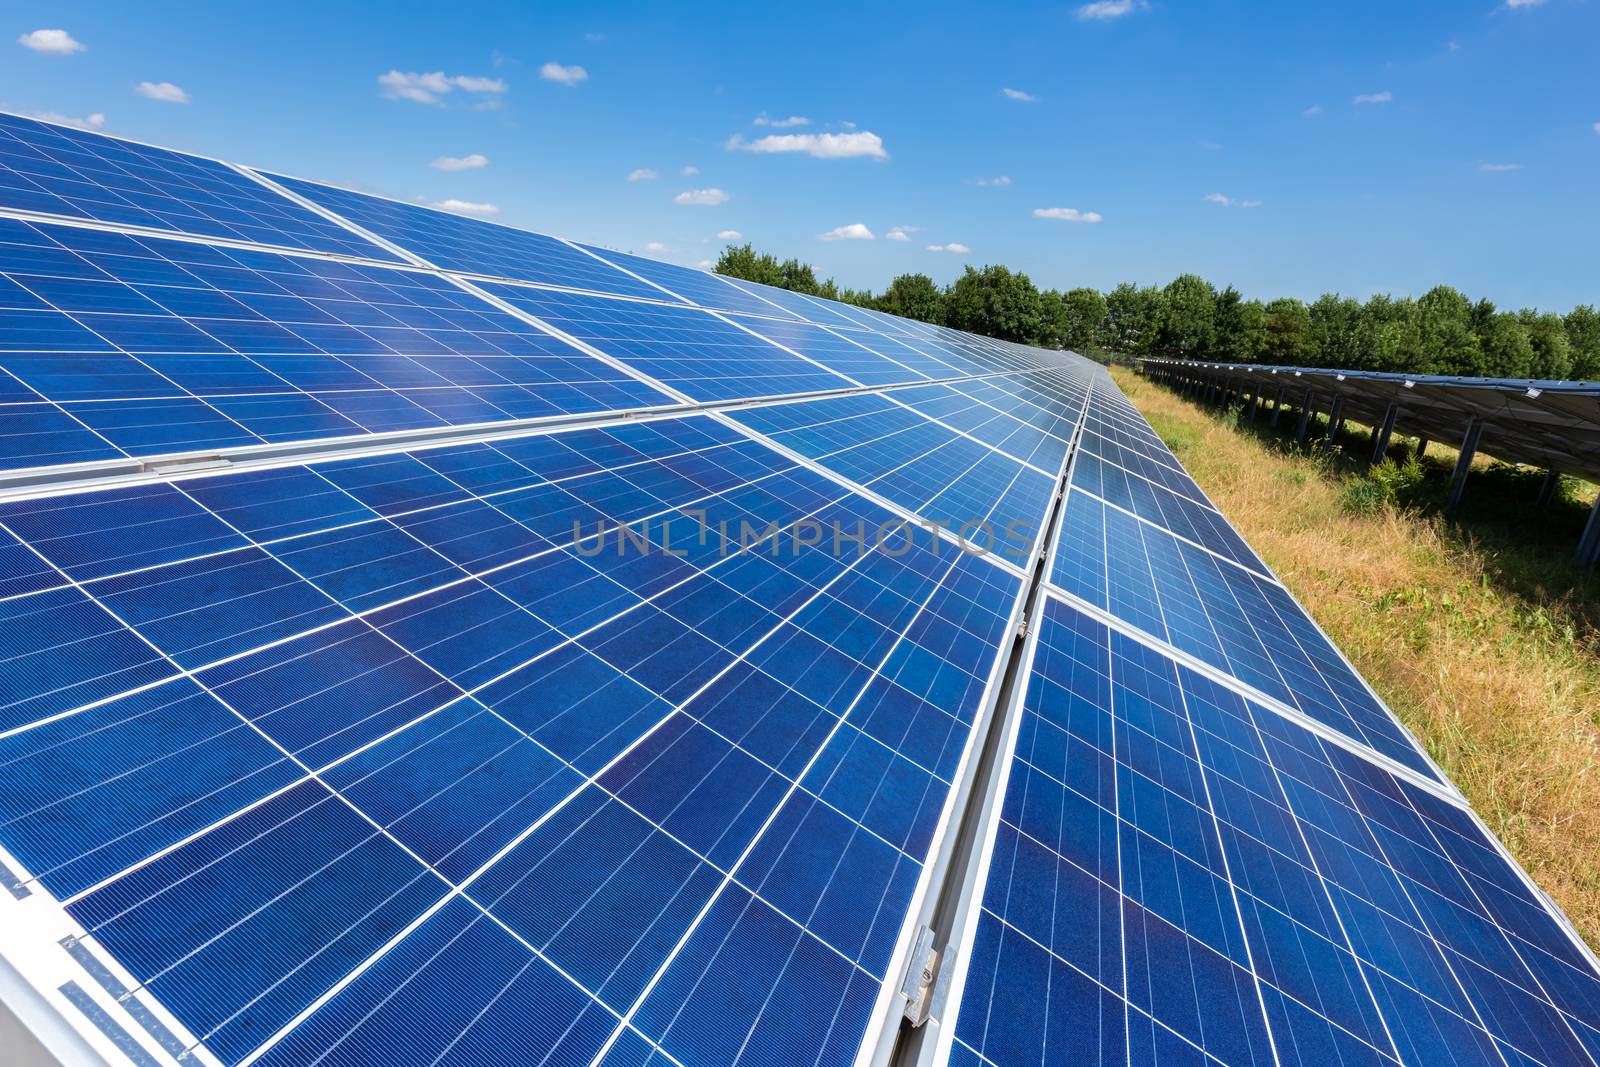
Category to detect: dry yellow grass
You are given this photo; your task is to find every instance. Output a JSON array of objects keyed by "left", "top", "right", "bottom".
[{"left": 1109, "top": 365, "right": 1600, "bottom": 949}]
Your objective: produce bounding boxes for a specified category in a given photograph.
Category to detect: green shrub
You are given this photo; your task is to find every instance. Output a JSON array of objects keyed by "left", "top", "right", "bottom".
[{"left": 1341, "top": 457, "right": 1426, "bottom": 514}]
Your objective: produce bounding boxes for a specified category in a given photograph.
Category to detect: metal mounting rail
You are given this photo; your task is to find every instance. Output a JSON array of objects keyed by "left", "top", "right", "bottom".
[{"left": 862, "top": 372, "right": 1098, "bottom": 1067}]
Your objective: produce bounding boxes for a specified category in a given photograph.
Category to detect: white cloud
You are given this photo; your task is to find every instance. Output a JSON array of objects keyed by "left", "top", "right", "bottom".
[
  {"left": 727, "top": 131, "right": 888, "bottom": 160},
  {"left": 1504, "top": 0, "right": 1547, "bottom": 7},
  {"left": 674, "top": 187, "right": 730, "bottom": 206},
  {"left": 432, "top": 153, "right": 488, "bottom": 171},
  {"left": 28, "top": 110, "right": 105, "bottom": 130},
  {"left": 136, "top": 81, "right": 189, "bottom": 104},
  {"left": 628, "top": 167, "right": 658, "bottom": 181},
  {"left": 1002, "top": 87, "right": 1037, "bottom": 102},
  {"left": 695, "top": 259, "right": 714, "bottom": 269},
  {"left": 428, "top": 198, "right": 499, "bottom": 216},
  {"left": 1203, "top": 192, "right": 1233, "bottom": 205},
  {"left": 886, "top": 225, "right": 922, "bottom": 242},
  {"left": 682, "top": 165, "right": 700, "bottom": 176},
  {"left": 754, "top": 114, "right": 811, "bottom": 127},
  {"left": 1241, "top": 200, "right": 1262, "bottom": 208},
  {"left": 1076, "top": 0, "right": 1148, "bottom": 20},
  {"left": 1353, "top": 90, "right": 1393, "bottom": 105},
  {"left": 926, "top": 243, "right": 971, "bottom": 254},
  {"left": 1302, "top": 104, "right": 1323, "bottom": 116},
  {"left": 540, "top": 62, "right": 588, "bottom": 85},
  {"left": 1479, "top": 162, "right": 1523, "bottom": 172},
  {"left": 19, "top": 28, "right": 84, "bottom": 54},
  {"left": 973, "top": 175, "right": 1012, "bottom": 187},
  {"left": 379, "top": 70, "right": 506, "bottom": 105},
  {"left": 818, "top": 223, "right": 875, "bottom": 241},
  {"left": 644, "top": 242, "right": 668, "bottom": 253},
  {"left": 716, "top": 229, "right": 743, "bottom": 240},
  {"left": 1033, "top": 207, "right": 1103, "bottom": 223},
  {"left": 585, "top": 31, "right": 607, "bottom": 43},
  {"left": 1593, "top": 122, "right": 1600, "bottom": 135}
]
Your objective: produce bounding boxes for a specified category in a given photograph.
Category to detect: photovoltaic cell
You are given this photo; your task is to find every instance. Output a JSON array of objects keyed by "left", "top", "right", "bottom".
[
  {"left": 953, "top": 595, "right": 1600, "bottom": 1066},
  {"left": 261, "top": 172, "right": 673, "bottom": 300},
  {"left": 477, "top": 282, "right": 856, "bottom": 401},
  {"left": 0, "top": 113, "right": 400, "bottom": 261},
  {"left": 0, "top": 216, "right": 670, "bottom": 470},
  {"left": 577, "top": 242, "right": 807, "bottom": 320}
]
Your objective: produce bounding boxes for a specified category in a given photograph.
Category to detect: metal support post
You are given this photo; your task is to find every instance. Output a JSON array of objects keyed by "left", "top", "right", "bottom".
[
  {"left": 1446, "top": 419, "right": 1484, "bottom": 510},
  {"left": 1370, "top": 403, "right": 1398, "bottom": 465}
]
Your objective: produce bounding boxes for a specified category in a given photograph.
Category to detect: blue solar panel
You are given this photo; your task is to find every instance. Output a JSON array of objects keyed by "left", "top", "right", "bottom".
[
  {"left": 577, "top": 243, "right": 807, "bottom": 320},
  {"left": 262, "top": 173, "right": 675, "bottom": 302},
  {"left": 726, "top": 313, "right": 937, "bottom": 386},
  {"left": 951, "top": 594, "right": 1600, "bottom": 1066},
  {"left": 0, "top": 216, "right": 670, "bottom": 471},
  {"left": 2, "top": 116, "right": 1591, "bottom": 1067},
  {"left": 0, "top": 408, "right": 1028, "bottom": 1067},
  {"left": 730, "top": 391, "right": 1061, "bottom": 561},
  {"left": 0, "top": 112, "right": 401, "bottom": 262},
  {"left": 476, "top": 282, "right": 858, "bottom": 401}
]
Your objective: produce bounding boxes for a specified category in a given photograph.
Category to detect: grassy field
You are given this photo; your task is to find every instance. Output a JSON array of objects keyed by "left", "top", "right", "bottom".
[{"left": 1108, "top": 364, "right": 1600, "bottom": 949}]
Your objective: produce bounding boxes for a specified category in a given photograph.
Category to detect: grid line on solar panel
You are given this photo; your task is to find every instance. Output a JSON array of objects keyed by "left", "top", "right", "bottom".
[
  {"left": 0, "top": 409, "right": 1017, "bottom": 902},
  {"left": 0, "top": 216, "right": 675, "bottom": 473},
  {"left": 3, "top": 412, "right": 1036, "bottom": 1062},
  {"left": 1072, "top": 483, "right": 1275, "bottom": 585},
  {"left": 724, "top": 390, "right": 1068, "bottom": 567},
  {"left": 255, "top": 172, "right": 677, "bottom": 303},
  {"left": 1047, "top": 489, "right": 1445, "bottom": 786},
  {"left": 470, "top": 281, "right": 864, "bottom": 403},
  {"left": 574, "top": 242, "right": 809, "bottom": 322},
  {"left": 0, "top": 113, "right": 402, "bottom": 263},
  {"left": 0, "top": 425, "right": 844, "bottom": 745},
  {"left": 884, "top": 383, "right": 1075, "bottom": 473},
  {"left": 0, "top": 417, "right": 762, "bottom": 615},
  {"left": 722, "top": 312, "right": 939, "bottom": 388},
  {"left": 575, "top": 545, "right": 1019, "bottom": 1067},
  {"left": 53, "top": 508, "right": 1011, "bottom": 1067},
  {"left": 718, "top": 276, "right": 872, "bottom": 330},
  {"left": 950, "top": 596, "right": 1600, "bottom": 1067}
]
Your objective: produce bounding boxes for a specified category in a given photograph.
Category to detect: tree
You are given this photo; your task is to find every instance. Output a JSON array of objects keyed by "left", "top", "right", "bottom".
[
  {"left": 1360, "top": 295, "right": 1426, "bottom": 373},
  {"left": 1307, "top": 293, "right": 1362, "bottom": 368},
  {"left": 1234, "top": 299, "right": 1268, "bottom": 362},
  {"left": 1417, "top": 286, "right": 1479, "bottom": 375},
  {"left": 1263, "top": 297, "right": 1311, "bottom": 364},
  {"left": 715, "top": 243, "right": 784, "bottom": 287},
  {"left": 1103, "top": 283, "right": 1163, "bottom": 354},
  {"left": 1060, "top": 287, "right": 1108, "bottom": 352},
  {"left": 1036, "top": 290, "right": 1068, "bottom": 349},
  {"left": 1519, "top": 310, "right": 1571, "bottom": 379},
  {"left": 1477, "top": 312, "right": 1533, "bottom": 378},
  {"left": 943, "top": 265, "right": 1044, "bottom": 343},
  {"left": 1210, "top": 287, "right": 1265, "bottom": 362},
  {"left": 879, "top": 273, "right": 943, "bottom": 324},
  {"left": 1155, "top": 274, "right": 1217, "bottom": 358},
  {"left": 1567, "top": 305, "right": 1600, "bottom": 380}
]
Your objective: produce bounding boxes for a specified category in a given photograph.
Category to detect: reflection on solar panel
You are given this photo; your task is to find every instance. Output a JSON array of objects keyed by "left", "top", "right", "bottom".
[{"left": 0, "top": 111, "right": 1594, "bottom": 1067}]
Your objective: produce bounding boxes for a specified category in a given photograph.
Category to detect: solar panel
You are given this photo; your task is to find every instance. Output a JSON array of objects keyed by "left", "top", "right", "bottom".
[
  {"left": 1, "top": 111, "right": 1594, "bottom": 1067},
  {"left": 263, "top": 174, "right": 673, "bottom": 302},
  {"left": 0, "top": 216, "right": 672, "bottom": 472},
  {"left": 0, "top": 114, "right": 401, "bottom": 262},
  {"left": 475, "top": 282, "right": 859, "bottom": 401}
]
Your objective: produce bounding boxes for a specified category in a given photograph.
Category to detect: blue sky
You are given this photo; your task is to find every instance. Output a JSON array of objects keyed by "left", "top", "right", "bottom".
[{"left": 4, "top": 1, "right": 1597, "bottom": 310}]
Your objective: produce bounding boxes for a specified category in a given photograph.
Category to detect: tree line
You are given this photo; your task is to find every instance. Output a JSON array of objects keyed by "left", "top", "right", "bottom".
[{"left": 713, "top": 243, "right": 1600, "bottom": 381}]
